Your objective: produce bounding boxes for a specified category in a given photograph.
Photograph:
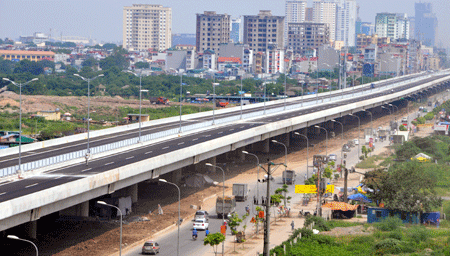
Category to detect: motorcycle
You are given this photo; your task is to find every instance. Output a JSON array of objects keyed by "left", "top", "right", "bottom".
[{"left": 192, "top": 234, "right": 198, "bottom": 241}]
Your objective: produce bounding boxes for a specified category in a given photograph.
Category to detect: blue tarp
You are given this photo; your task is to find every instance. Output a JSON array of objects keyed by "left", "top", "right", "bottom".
[{"left": 348, "top": 193, "right": 372, "bottom": 203}]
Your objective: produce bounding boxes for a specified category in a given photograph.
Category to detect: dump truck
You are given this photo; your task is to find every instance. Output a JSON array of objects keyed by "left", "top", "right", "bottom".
[
  {"left": 149, "top": 96, "right": 169, "bottom": 105},
  {"left": 282, "top": 170, "right": 296, "bottom": 185},
  {"left": 216, "top": 196, "right": 236, "bottom": 219},
  {"left": 232, "top": 183, "right": 249, "bottom": 201},
  {"left": 215, "top": 99, "right": 229, "bottom": 108}
]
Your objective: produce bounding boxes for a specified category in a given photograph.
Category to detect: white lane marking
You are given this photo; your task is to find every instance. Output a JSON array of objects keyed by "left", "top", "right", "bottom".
[
  {"left": 204, "top": 134, "right": 211, "bottom": 137},
  {"left": 192, "top": 138, "right": 198, "bottom": 141},
  {"left": 145, "top": 151, "right": 153, "bottom": 154},
  {"left": 0, "top": 192, "right": 6, "bottom": 196},
  {"left": 25, "top": 183, "right": 39, "bottom": 188},
  {"left": 162, "top": 146, "right": 169, "bottom": 150},
  {"left": 126, "top": 156, "right": 135, "bottom": 160},
  {"left": 178, "top": 142, "right": 184, "bottom": 145},
  {"left": 81, "top": 168, "right": 92, "bottom": 173},
  {"left": 229, "top": 129, "right": 234, "bottom": 131},
  {"left": 218, "top": 132, "right": 223, "bottom": 134},
  {"left": 104, "top": 162, "right": 114, "bottom": 166},
  {"left": 240, "top": 126, "right": 245, "bottom": 129},
  {"left": 54, "top": 176, "right": 63, "bottom": 180}
]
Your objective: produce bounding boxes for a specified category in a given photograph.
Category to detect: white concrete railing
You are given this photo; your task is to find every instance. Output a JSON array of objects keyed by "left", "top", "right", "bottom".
[{"left": 0, "top": 72, "right": 447, "bottom": 178}]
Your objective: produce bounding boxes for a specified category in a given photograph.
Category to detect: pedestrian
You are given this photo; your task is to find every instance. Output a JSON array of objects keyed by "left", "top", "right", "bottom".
[
  {"left": 245, "top": 205, "right": 250, "bottom": 215},
  {"left": 205, "top": 228, "right": 210, "bottom": 237},
  {"left": 291, "top": 220, "right": 295, "bottom": 231}
]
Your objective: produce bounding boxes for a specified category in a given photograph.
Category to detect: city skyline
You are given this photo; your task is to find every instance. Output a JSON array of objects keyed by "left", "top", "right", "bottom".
[{"left": 0, "top": 0, "right": 448, "bottom": 48}]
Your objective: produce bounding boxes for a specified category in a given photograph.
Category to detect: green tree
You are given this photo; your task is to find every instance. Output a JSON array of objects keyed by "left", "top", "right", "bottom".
[
  {"left": 82, "top": 57, "right": 98, "bottom": 68},
  {"left": 13, "top": 59, "right": 44, "bottom": 75},
  {"left": 135, "top": 61, "right": 150, "bottom": 69},
  {"left": 366, "top": 161, "right": 442, "bottom": 215},
  {"left": 203, "top": 232, "right": 226, "bottom": 256},
  {"left": 275, "top": 184, "right": 292, "bottom": 208},
  {"left": 361, "top": 145, "right": 368, "bottom": 159},
  {"left": 102, "top": 43, "right": 117, "bottom": 50},
  {"left": 227, "top": 212, "right": 243, "bottom": 234}
]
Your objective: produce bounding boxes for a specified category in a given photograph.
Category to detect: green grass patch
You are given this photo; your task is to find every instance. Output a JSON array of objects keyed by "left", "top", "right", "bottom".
[{"left": 355, "top": 155, "right": 385, "bottom": 169}]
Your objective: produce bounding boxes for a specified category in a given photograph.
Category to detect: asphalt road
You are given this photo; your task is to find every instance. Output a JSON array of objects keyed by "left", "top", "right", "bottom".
[
  {"left": 0, "top": 73, "right": 429, "bottom": 170},
  {"left": 0, "top": 74, "right": 447, "bottom": 203}
]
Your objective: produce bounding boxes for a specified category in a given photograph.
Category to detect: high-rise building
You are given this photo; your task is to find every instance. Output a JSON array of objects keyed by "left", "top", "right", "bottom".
[
  {"left": 196, "top": 11, "right": 231, "bottom": 54},
  {"left": 375, "top": 13, "right": 409, "bottom": 41},
  {"left": 335, "top": 0, "right": 357, "bottom": 47},
  {"left": 415, "top": 2, "right": 438, "bottom": 47},
  {"left": 285, "top": 1, "right": 307, "bottom": 47},
  {"left": 123, "top": 4, "right": 172, "bottom": 51},
  {"left": 243, "top": 10, "right": 285, "bottom": 53},
  {"left": 313, "top": 1, "right": 337, "bottom": 43},
  {"left": 305, "top": 8, "right": 314, "bottom": 22},
  {"left": 230, "top": 17, "right": 243, "bottom": 43},
  {"left": 287, "top": 22, "right": 330, "bottom": 55}
]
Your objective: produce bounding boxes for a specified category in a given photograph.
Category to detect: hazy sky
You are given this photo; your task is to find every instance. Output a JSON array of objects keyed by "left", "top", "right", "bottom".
[{"left": 0, "top": 0, "right": 448, "bottom": 47}]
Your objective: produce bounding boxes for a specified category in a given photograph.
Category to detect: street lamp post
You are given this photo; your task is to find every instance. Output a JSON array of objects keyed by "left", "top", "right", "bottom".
[
  {"left": 97, "top": 201, "right": 122, "bottom": 256},
  {"left": 314, "top": 126, "right": 328, "bottom": 156},
  {"left": 2, "top": 77, "right": 38, "bottom": 175},
  {"left": 349, "top": 114, "right": 361, "bottom": 160},
  {"left": 7, "top": 235, "right": 38, "bottom": 255},
  {"left": 389, "top": 104, "right": 398, "bottom": 115},
  {"left": 213, "top": 83, "right": 219, "bottom": 125},
  {"left": 159, "top": 179, "right": 180, "bottom": 256},
  {"left": 242, "top": 150, "right": 260, "bottom": 233},
  {"left": 294, "top": 132, "right": 309, "bottom": 179},
  {"left": 271, "top": 140, "right": 288, "bottom": 185},
  {"left": 124, "top": 70, "right": 147, "bottom": 142},
  {"left": 74, "top": 74, "right": 104, "bottom": 165},
  {"left": 179, "top": 72, "right": 183, "bottom": 133},
  {"left": 240, "top": 76, "right": 243, "bottom": 119},
  {"left": 264, "top": 78, "right": 267, "bottom": 115},
  {"left": 331, "top": 120, "right": 344, "bottom": 165},
  {"left": 206, "top": 163, "right": 225, "bottom": 256},
  {"left": 284, "top": 72, "right": 287, "bottom": 110}
]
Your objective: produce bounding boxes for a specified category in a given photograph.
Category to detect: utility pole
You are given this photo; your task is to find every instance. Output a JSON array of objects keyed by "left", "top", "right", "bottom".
[
  {"left": 343, "top": 161, "right": 348, "bottom": 203},
  {"left": 313, "top": 155, "right": 327, "bottom": 217},
  {"left": 260, "top": 160, "right": 286, "bottom": 256}
]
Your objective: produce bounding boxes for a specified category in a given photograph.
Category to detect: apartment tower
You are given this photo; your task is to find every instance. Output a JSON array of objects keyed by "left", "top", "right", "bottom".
[
  {"left": 313, "top": 1, "right": 337, "bottom": 43},
  {"left": 335, "top": 0, "right": 357, "bottom": 47},
  {"left": 195, "top": 11, "right": 231, "bottom": 54},
  {"left": 123, "top": 4, "right": 172, "bottom": 51},
  {"left": 284, "top": 1, "right": 307, "bottom": 47},
  {"left": 243, "top": 10, "right": 285, "bottom": 53}
]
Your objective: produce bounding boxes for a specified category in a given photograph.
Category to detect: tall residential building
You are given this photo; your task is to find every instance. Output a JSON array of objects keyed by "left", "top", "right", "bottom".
[
  {"left": 375, "top": 13, "right": 409, "bottom": 41},
  {"left": 335, "top": 0, "right": 357, "bottom": 47},
  {"left": 284, "top": 1, "right": 307, "bottom": 47},
  {"left": 415, "top": 2, "right": 438, "bottom": 47},
  {"left": 243, "top": 10, "right": 285, "bottom": 53},
  {"left": 305, "top": 8, "right": 313, "bottom": 22},
  {"left": 196, "top": 11, "right": 231, "bottom": 54},
  {"left": 123, "top": 4, "right": 172, "bottom": 51},
  {"left": 230, "top": 17, "right": 243, "bottom": 43},
  {"left": 313, "top": 1, "right": 337, "bottom": 43},
  {"left": 287, "top": 22, "right": 330, "bottom": 55}
]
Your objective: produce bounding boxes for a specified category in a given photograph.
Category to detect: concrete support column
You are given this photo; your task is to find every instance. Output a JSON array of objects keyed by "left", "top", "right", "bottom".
[
  {"left": 80, "top": 201, "right": 89, "bottom": 217},
  {"left": 170, "top": 169, "right": 182, "bottom": 184},
  {"left": 237, "top": 147, "right": 245, "bottom": 161},
  {"left": 262, "top": 138, "right": 270, "bottom": 153},
  {"left": 196, "top": 157, "right": 216, "bottom": 173},
  {"left": 25, "top": 220, "right": 37, "bottom": 239},
  {"left": 129, "top": 184, "right": 138, "bottom": 203},
  {"left": 280, "top": 133, "right": 290, "bottom": 147},
  {"left": 329, "top": 121, "right": 334, "bottom": 130}
]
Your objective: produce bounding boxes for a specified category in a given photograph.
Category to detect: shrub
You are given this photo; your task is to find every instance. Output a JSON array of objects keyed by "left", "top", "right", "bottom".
[
  {"left": 399, "top": 125, "right": 407, "bottom": 131},
  {"left": 300, "top": 228, "right": 313, "bottom": 239},
  {"left": 375, "top": 217, "right": 403, "bottom": 231},
  {"left": 374, "top": 238, "right": 403, "bottom": 254},
  {"left": 388, "top": 229, "right": 403, "bottom": 241},
  {"left": 304, "top": 215, "right": 330, "bottom": 231},
  {"left": 408, "top": 226, "right": 429, "bottom": 243}
]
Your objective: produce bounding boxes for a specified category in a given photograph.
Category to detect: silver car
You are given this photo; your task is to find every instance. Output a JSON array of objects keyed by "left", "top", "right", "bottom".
[{"left": 142, "top": 240, "right": 160, "bottom": 255}]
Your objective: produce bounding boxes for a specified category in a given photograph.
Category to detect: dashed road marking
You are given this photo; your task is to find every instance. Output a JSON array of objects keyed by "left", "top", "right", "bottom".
[
  {"left": 81, "top": 168, "right": 92, "bottom": 173},
  {"left": 0, "top": 192, "right": 6, "bottom": 196},
  {"left": 104, "top": 162, "right": 114, "bottom": 166},
  {"left": 25, "top": 183, "right": 38, "bottom": 188},
  {"left": 218, "top": 132, "right": 223, "bottom": 134},
  {"left": 192, "top": 138, "right": 198, "bottom": 141},
  {"left": 178, "top": 142, "right": 184, "bottom": 145},
  {"left": 162, "top": 146, "right": 169, "bottom": 150},
  {"left": 126, "top": 156, "right": 135, "bottom": 160},
  {"left": 145, "top": 151, "right": 153, "bottom": 154}
]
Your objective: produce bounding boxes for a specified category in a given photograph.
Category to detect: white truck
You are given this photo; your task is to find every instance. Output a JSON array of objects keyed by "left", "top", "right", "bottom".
[
  {"left": 434, "top": 122, "right": 450, "bottom": 135},
  {"left": 216, "top": 196, "right": 236, "bottom": 219},
  {"left": 232, "top": 183, "right": 249, "bottom": 201},
  {"left": 282, "top": 170, "right": 296, "bottom": 185}
]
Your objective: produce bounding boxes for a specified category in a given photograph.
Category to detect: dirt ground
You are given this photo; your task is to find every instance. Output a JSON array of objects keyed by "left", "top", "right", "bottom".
[{"left": 3, "top": 92, "right": 433, "bottom": 256}]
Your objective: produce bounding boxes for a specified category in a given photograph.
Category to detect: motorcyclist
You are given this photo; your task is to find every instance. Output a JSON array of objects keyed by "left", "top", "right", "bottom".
[
  {"left": 192, "top": 228, "right": 198, "bottom": 239},
  {"left": 205, "top": 228, "right": 210, "bottom": 237}
]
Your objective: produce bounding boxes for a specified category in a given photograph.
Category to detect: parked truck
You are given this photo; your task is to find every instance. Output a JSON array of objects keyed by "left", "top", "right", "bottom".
[
  {"left": 282, "top": 170, "right": 296, "bottom": 185},
  {"left": 215, "top": 99, "right": 229, "bottom": 108},
  {"left": 216, "top": 196, "right": 236, "bottom": 219},
  {"left": 149, "top": 96, "right": 169, "bottom": 105},
  {"left": 232, "top": 183, "right": 249, "bottom": 201}
]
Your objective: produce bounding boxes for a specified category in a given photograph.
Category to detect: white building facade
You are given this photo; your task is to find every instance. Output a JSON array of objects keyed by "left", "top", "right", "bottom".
[{"left": 285, "top": 0, "right": 307, "bottom": 47}]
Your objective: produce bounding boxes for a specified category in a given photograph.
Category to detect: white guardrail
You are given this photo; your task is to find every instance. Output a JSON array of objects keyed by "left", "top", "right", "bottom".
[{"left": 0, "top": 74, "right": 443, "bottom": 177}]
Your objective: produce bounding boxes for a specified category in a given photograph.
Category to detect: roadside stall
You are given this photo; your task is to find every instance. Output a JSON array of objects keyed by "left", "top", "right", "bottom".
[{"left": 322, "top": 202, "right": 358, "bottom": 219}]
